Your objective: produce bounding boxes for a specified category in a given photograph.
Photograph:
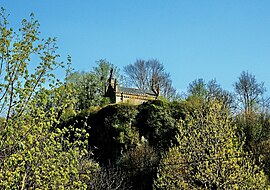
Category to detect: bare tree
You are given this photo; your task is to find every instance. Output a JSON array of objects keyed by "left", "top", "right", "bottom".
[
  {"left": 124, "top": 59, "right": 177, "bottom": 99},
  {"left": 123, "top": 59, "right": 148, "bottom": 90},
  {"left": 87, "top": 166, "right": 132, "bottom": 190},
  {"left": 234, "top": 71, "right": 270, "bottom": 151},
  {"left": 234, "top": 71, "right": 266, "bottom": 114},
  {"left": 207, "top": 79, "right": 234, "bottom": 109}
]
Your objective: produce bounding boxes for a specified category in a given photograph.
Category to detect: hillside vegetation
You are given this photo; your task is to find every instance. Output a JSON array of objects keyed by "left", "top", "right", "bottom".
[{"left": 1, "top": 8, "right": 270, "bottom": 190}]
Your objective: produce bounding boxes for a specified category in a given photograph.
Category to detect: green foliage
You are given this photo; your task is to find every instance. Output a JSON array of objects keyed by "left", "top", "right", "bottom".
[
  {"left": 0, "top": 8, "right": 97, "bottom": 189},
  {"left": 232, "top": 71, "right": 270, "bottom": 181},
  {"left": 67, "top": 71, "right": 108, "bottom": 110},
  {"left": 187, "top": 79, "right": 234, "bottom": 110},
  {"left": 93, "top": 59, "right": 124, "bottom": 93},
  {"left": 256, "top": 139, "right": 270, "bottom": 178},
  {"left": 235, "top": 110, "right": 270, "bottom": 179},
  {"left": 66, "top": 59, "right": 123, "bottom": 111},
  {"left": 136, "top": 100, "right": 178, "bottom": 153},
  {"left": 187, "top": 78, "right": 207, "bottom": 99},
  {"left": 86, "top": 103, "right": 140, "bottom": 164},
  {"left": 155, "top": 101, "right": 268, "bottom": 189},
  {"left": 236, "top": 111, "right": 270, "bottom": 147}
]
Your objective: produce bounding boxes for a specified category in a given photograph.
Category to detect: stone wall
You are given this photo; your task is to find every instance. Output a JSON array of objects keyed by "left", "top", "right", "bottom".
[{"left": 115, "top": 92, "right": 156, "bottom": 104}]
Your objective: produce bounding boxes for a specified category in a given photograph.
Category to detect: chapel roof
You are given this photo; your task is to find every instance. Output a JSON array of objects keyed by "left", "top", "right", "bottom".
[{"left": 118, "top": 86, "right": 156, "bottom": 96}]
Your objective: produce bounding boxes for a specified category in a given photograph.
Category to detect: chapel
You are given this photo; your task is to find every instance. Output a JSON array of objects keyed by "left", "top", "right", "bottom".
[{"left": 105, "top": 69, "right": 159, "bottom": 104}]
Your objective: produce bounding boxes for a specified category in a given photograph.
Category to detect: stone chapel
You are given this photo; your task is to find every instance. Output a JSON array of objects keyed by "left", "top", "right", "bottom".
[{"left": 105, "top": 69, "right": 159, "bottom": 104}]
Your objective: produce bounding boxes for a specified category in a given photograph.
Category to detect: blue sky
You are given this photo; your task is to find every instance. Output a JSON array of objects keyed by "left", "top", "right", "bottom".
[{"left": 1, "top": 1, "right": 270, "bottom": 93}]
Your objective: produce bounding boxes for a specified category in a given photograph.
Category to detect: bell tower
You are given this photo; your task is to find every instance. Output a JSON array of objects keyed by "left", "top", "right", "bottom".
[{"left": 105, "top": 68, "right": 118, "bottom": 103}]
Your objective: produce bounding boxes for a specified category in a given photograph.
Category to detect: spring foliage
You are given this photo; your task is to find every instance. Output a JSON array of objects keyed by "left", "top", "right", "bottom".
[
  {"left": 0, "top": 8, "right": 97, "bottom": 189},
  {"left": 155, "top": 101, "right": 268, "bottom": 189},
  {"left": 1, "top": 6, "right": 270, "bottom": 190}
]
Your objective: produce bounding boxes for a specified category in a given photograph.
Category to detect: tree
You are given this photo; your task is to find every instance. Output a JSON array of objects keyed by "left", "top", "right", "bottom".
[
  {"left": 68, "top": 71, "right": 107, "bottom": 110},
  {"left": 154, "top": 101, "right": 268, "bottom": 189},
  {"left": 117, "top": 142, "right": 159, "bottom": 190},
  {"left": 136, "top": 100, "right": 178, "bottom": 153},
  {"left": 124, "top": 59, "right": 177, "bottom": 99},
  {"left": 86, "top": 103, "right": 140, "bottom": 165},
  {"left": 234, "top": 71, "right": 266, "bottom": 114},
  {"left": 93, "top": 59, "right": 124, "bottom": 95},
  {"left": 0, "top": 8, "right": 97, "bottom": 189},
  {"left": 187, "top": 78, "right": 207, "bottom": 98},
  {"left": 187, "top": 79, "right": 234, "bottom": 112},
  {"left": 67, "top": 59, "right": 123, "bottom": 111},
  {"left": 234, "top": 71, "right": 270, "bottom": 151},
  {"left": 88, "top": 165, "right": 132, "bottom": 190},
  {"left": 207, "top": 79, "right": 234, "bottom": 109}
]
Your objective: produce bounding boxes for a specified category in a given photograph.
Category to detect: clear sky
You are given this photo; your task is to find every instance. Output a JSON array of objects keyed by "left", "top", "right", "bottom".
[{"left": 1, "top": 1, "right": 270, "bottom": 94}]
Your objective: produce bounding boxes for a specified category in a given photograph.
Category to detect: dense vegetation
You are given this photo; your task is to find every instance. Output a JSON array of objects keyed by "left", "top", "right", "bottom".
[{"left": 1, "top": 8, "right": 270, "bottom": 189}]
